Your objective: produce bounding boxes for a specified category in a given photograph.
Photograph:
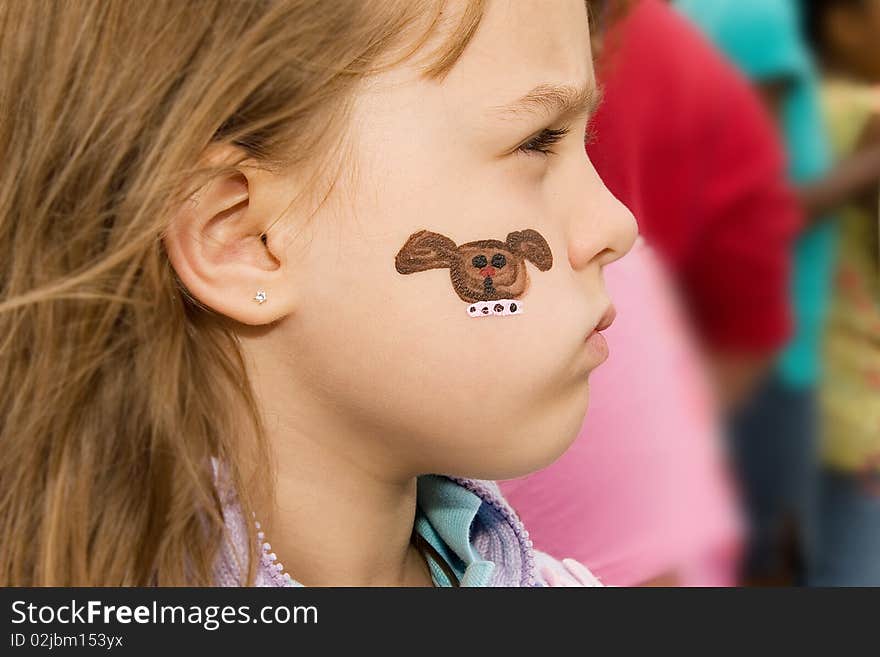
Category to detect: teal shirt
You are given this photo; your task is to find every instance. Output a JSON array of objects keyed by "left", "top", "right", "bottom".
[
  {"left": 414, "top": 475, "right": 496, "bottom": 587},
  {"left": 676, "top": 0, "right": 838, "bottom": 387}
]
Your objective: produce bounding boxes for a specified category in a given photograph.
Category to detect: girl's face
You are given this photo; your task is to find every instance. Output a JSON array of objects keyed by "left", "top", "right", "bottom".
[{"left": 241, "top": 0, "right": 637, "bottom": 480}]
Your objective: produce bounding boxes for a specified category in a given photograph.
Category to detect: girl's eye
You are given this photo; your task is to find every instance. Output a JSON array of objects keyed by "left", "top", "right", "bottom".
[{"left": 516, "top": 126, "right": 571, "bottom": 156}]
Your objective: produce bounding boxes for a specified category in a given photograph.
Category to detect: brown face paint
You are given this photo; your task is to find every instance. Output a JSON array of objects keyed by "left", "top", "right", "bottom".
[{"left": 395, "top": 229, "right": 552, "bottom": 316}]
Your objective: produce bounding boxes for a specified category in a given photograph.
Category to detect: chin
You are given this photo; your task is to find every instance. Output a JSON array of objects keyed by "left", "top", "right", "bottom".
[
  {"left": 527, "top": 383, "right": 592, "bottom": 471},
  {"left": 465, "top": 386, "right": 592, "bottom": 482}
]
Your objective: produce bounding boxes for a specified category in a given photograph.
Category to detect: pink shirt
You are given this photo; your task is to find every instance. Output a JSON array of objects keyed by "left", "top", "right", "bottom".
[{"left": 499, "top": 240, "right": 743, "bottom": 586}]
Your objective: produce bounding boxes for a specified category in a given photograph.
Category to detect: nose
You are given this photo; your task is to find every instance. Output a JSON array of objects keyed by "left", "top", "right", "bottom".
[
  {"left": 480, "top": 266, "right": 496, "bottom": 278},
  {"left": 567, "top": 176, "right": 638, "bottom": 272}
]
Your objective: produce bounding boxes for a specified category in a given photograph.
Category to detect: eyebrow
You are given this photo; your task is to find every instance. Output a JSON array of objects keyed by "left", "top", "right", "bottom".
[{"left": 489, "top": 82, "right": 602, "bottom": 122}]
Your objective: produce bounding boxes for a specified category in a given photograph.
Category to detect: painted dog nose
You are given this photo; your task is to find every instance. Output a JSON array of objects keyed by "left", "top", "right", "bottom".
[{"left": 480, "top": 266, "right": 496, "bottom": 278}]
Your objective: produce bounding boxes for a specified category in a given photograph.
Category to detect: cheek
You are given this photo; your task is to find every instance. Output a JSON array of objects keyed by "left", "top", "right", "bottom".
[
  {"left": 282, "top": 170, "right": 598, "bottom": 474},
  {"left": 287, "top": 243, "right": 593, "bottom": 474}
]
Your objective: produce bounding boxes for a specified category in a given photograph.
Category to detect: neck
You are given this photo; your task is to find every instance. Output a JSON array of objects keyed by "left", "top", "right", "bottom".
[
  {"left": 264, "top": 428, "right": 432, "bottom": 586},
  {"left": 239, "top": 333, "right": 433, "bottom": 587}
]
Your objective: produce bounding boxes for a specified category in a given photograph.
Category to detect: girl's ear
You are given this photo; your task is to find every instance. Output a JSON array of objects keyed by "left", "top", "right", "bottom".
[{"left": 162, "top": 144, "right": 295, "bottom": 325}]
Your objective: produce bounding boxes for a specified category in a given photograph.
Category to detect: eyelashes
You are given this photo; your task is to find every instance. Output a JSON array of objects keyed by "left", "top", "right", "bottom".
[
  {"left": 584, "top": 122, "right": 597, "bottom": 146},
  {"left": 516, "top": 125, "right": 571, "bottom": 157}
]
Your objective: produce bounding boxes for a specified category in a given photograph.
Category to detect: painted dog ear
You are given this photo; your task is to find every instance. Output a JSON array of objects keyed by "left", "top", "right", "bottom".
[
  {"left": 395, "top": 230, "right": 458, "bottom": 274},
  {"left": 506, "top": 229, "right": 552, "bottom": 271}
]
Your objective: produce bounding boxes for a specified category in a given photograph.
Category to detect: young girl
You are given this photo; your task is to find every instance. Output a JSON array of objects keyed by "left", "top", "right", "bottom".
[{"left": 0, "top": 0, "right": 635, "bottom": 586}]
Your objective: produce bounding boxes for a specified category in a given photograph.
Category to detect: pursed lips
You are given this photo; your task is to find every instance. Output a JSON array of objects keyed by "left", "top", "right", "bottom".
[{"left": 593, "top": 305, "right": 617, "bottom": 334}]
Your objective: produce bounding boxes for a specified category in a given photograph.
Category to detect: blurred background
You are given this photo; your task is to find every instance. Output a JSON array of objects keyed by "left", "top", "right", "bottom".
[{"left": 501, "top": 0, "right": 880, "bottom": 586}]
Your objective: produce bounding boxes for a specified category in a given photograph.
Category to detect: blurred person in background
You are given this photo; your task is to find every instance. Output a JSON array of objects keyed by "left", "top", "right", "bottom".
[
  {"left": 804, "top": 0, "right": 880, "bottom": 585},
  {"left": 501, "top": 0, "right": 801, "bottom": 586},
  {"left": 677, "top": 0, "right": 880, "bottom": 585},
  {"left": 677, "top": 0, "right": 831, "bottom": 588}
]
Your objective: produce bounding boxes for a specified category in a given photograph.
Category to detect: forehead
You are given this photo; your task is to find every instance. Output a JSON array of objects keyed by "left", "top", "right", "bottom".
[
  {"left": 344, "top": 1, "right": 596, "bottom": 194},
  {"left": 442, "top": 0, "right": 594, "bottom": 108}
]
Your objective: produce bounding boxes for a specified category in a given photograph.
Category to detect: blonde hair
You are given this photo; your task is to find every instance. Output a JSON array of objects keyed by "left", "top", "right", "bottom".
[{"left": 0, "top": 0, "right": 484, "bottom": 586}]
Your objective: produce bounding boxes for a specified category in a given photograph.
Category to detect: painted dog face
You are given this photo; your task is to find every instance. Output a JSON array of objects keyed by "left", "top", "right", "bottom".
[{"left": 395, "top": 229, "right": 553, "bottom": 303}]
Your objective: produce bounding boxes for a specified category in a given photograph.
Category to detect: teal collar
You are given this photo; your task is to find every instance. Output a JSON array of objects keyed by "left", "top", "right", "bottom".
[{"left": 414, "top": 475, "right": 496, "bottom": 587}]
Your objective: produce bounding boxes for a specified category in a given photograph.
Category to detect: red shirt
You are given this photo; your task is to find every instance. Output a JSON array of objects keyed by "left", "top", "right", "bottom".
[{"left": 587, "top": 0, "right": 800, "bottom": 352}]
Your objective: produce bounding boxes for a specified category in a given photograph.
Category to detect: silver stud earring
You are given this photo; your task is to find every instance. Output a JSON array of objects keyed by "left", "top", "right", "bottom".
[{"left": 254, "top": 289, "right": 267, "bottom": 304}]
